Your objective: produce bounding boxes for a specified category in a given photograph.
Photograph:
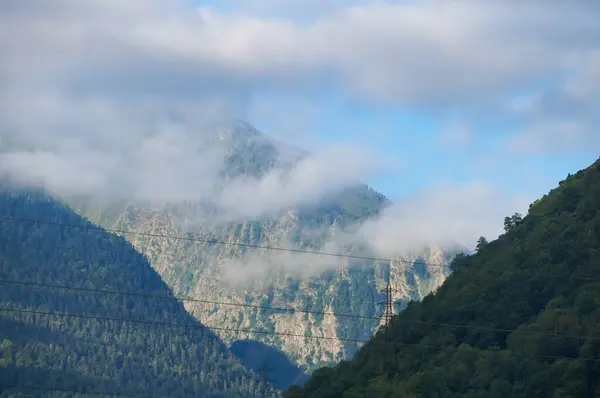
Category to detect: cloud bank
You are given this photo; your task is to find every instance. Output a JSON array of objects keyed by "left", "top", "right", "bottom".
[
  {"left": 2, "top": 0, "right": 598, "bottom": 106},
  {"left": 219, "top": 179, "right": 531, "bottom": 284},
  {"left": 359, "top": 182, "right": 532, "bottom": 257},
  {"left": 0, "top": 115, "right": 384, "bottom": 222},
  {"left": 0, "top": 0, "right": 595, "bottom": 265}
]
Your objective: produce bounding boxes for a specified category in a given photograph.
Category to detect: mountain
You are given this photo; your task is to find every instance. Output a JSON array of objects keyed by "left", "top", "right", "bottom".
[
  {"left": 65, "top": 121, "right": 452, "bottom": 375},
  {"left": 0, "top": 189, "right": 265, "bottom": 397},
  {"left": 285, "top": 157, "right": 600, "bottom": 397}
]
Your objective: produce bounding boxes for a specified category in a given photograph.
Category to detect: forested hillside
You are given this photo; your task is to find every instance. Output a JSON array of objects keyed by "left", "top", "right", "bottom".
[
  {"left": 286, "top": 158, "right": 600, "bottom": 397},
  {"left": 0, "top": 190, "right": 263, "bottom": 397}
]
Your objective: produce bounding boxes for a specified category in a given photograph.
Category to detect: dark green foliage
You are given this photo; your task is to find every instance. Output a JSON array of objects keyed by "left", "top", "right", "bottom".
[
  {"left": 0, "top": 191, "right": 259, "bottom": 397},
  {"left": 475, "top": 236, "right": 488, "bottom": 252},
  {"left": 503, "top": 212, "right": 523, "bottom": 233},
  {"left": 285, "top": 157, "right": 600, "bottom": 397}
]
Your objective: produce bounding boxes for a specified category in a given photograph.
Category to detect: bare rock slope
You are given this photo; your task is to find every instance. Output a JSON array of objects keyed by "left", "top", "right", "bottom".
[{"left": 68, "top": 121, "right": 452, "bottom": 371}]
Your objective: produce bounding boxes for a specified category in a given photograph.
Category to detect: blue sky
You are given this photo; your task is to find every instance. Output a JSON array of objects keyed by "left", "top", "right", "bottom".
[
  {"left": 0, "top": 0, "right": 598, "bottom": 248},
  {"left": 200, "top": 0, "right": 599, "bottom": 202},
  {"left": 245, "top": 81, "right": 597, "bottom": 202}
]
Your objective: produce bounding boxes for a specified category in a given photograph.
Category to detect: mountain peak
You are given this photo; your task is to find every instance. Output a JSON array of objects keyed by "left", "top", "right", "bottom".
[
  {"left": 215, "top": 119, "right": 263, "bottom": 144},
  {"left": 211, "top": 119, "right": 306, "bottom": 179}
]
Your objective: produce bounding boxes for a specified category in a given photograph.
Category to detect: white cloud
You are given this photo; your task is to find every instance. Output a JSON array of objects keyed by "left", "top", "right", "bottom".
[
  {"left": 358, "top": 181, "right": 532, "bottom": 257},
  {"left": 0, "top": 0, "right": 596, "bottom": 248},
  {"left": 502, "top": 50, "right": 600, "bottom": 155},
  {"left": 564, "top": 50, "right": 600, "bottom": 99},
  {"left": 2, "top": 0, "right": 599, "bottom": 106},
  {"left": 0, "top": 98, "right": 384, "bottom": 220},
  {"left": 217, "top": 179, "right": 531, "bottom": 283},
  {"left": 221, "top": 243, "right": 351, "bottom": 284},
  {"left": 217, "top": 144, "right": 382, "bottom": 221},
  {"left": 2, "top": 1, "right": 596, "bottom": 159},
  {"left": 507, "top": 121, "right": 598, "bottom": 155}
]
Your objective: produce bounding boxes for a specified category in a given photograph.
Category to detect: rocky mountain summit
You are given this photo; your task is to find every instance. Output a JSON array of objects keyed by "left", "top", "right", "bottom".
[{"left": 67, "top": 121, "right": 453, "bottom": 372}]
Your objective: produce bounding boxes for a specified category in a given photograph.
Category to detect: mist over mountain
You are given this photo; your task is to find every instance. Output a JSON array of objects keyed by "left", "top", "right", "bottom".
[
  {"left": 1, "top": 0, "right": 597, "bottom": 395},
  {"left": 1, "top": 116, "right": 505, "bottom": 379},
  {"left": 49, "top": 120, "right": 456, "bottom": 376},
  {"left": 0, "top": 118, "right": 382, "bottom": 225}
]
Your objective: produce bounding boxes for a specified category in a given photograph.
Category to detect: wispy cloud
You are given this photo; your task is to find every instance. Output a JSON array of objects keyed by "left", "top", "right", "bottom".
[
  {"left": 0, "top": 0, "right": 595, "bottom": 271},
  {"left": 2, "top": 0, "right": 598, "bottom": 106},
  {"left": 217, "top": 179, "right": 531, "bottom": 283},
  {"left": 0, "top": 110, "right": 385, "bottom": 221},
  {"left": 359, "top": 181, "right": 532, "bottom": 257},
  {"left": 507, "top": 121, "right": 598, "bottom": 155}
]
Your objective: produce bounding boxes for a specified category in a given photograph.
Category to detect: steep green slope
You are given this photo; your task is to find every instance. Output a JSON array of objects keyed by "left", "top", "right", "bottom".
[
  {"left": 286, "top": 158, "right": 600, "bottom": 397},
  {"left": 67, "top": 122, "right": 451, "bottom": 373},
  {"left": 0, "top": 190, "right": 262, "bottom": 397}
]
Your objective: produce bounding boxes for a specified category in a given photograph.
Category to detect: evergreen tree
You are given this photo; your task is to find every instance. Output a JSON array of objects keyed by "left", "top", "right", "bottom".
[
  {"left": 503, "top": 212, "right": 523, "bottom": 232},
  {"left": 0, "top": 190, "right": 260, "bottom": 397},
  {"left": 475, "top": 236, "right": 488, "bottom": 252}
]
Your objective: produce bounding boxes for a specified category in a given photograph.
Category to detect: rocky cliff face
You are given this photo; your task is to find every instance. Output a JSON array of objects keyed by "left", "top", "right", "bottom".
[{"left": 67, "top": 122, "right": 452, "bottom": 372}]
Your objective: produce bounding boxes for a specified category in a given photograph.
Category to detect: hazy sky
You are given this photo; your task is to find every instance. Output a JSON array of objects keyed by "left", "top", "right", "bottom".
[{"left": 0, "top": 0, "right": 598, "bottom": 252}]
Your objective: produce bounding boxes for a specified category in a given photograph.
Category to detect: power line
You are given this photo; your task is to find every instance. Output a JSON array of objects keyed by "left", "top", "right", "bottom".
[
  {"left": 2, "top": 216, "right": 600, "bottom": 363},
  {"left": 0, "top": 215, "right": 448, "bottom": 268},
  {"left": 3, "top": 306, "right": 600, "bottom": 364},
  {"left": 5, "top": 216, "right": 598, "bottom": 392},
  {"left": 3, "top": 278, "right": 600, "bottom": 342},
  {"left": 1, "top": 214, "right": 598, "bottom": 283},
  {"left": 0, "top": 306, "right": 364, "bottom": 344},
  {"left": 0, "top": 278, "right": 381, "bottom": 321}
]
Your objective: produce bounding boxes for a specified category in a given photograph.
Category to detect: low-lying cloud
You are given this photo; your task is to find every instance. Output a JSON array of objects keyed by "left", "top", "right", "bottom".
[
  {"left": 359, "top": 182, "right": 532, "bottom": 257},
  {"left": 0, "top": 0, "right": 583, "bottom": 277},
  {"left": 0, "top": 109, "right": 384, "bottom": 222},
  {"left": 220, "top": 179, "right": 532, "bottom": 283}
]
